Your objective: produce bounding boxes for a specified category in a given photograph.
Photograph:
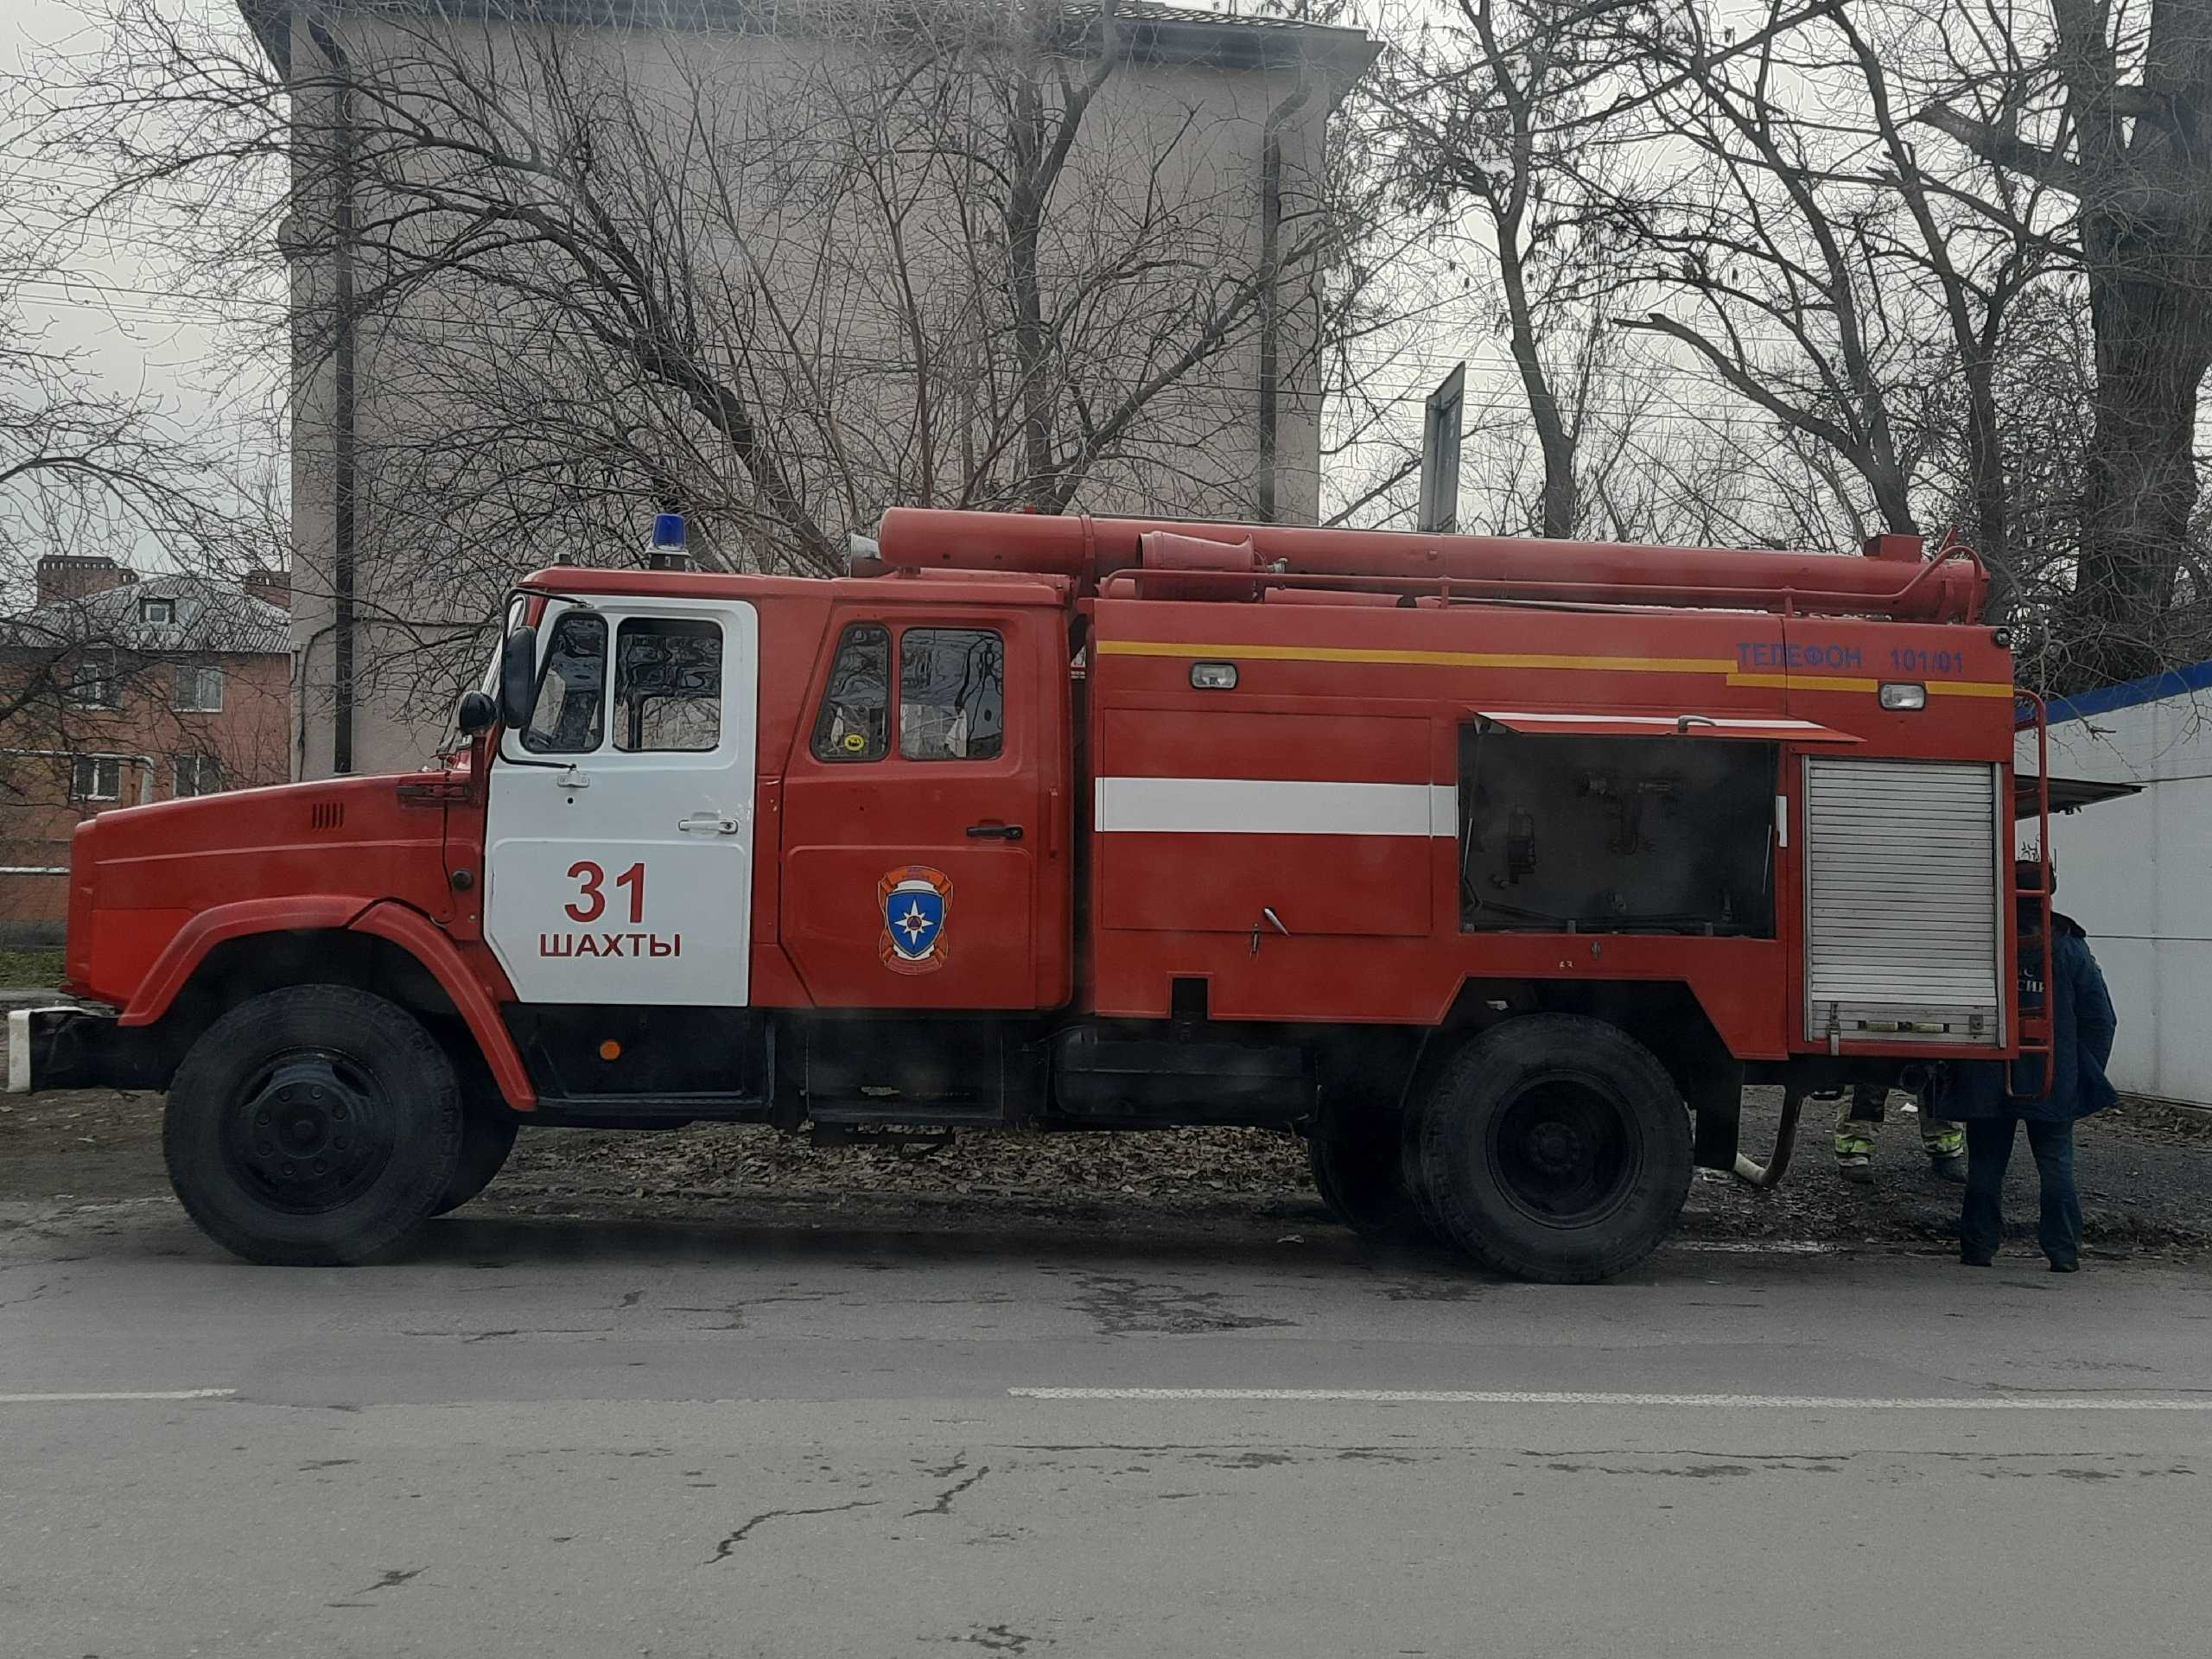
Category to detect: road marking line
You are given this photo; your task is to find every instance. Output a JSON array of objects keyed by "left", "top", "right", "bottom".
[
  {"left": 0, "top": 1388, "right": 236, "bottom": 1405},
  {"left": 1009, "top": 1388, "right": 2212, "bottom": 1410}
]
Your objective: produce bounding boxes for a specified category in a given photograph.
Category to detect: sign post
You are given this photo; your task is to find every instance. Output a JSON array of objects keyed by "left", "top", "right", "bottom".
[{"left": 1417, "top": 363, "right": 1465, "bottom": 535}]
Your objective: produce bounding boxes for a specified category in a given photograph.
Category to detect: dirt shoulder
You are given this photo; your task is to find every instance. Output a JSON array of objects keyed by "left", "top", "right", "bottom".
[{"left": 6, "top": 1077, "right": 2209, "bottom": 1261}]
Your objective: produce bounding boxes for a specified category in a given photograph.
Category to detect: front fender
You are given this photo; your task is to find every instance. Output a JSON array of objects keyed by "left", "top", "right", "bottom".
[
  {"left": 118, "top": 896, "right": 536, "bottom": 1110},
  {"left": 119, "top": 896, "right": 375, "bottom": 1027},
  {"left": 349, "top": 900, "right": 536, "bottom": 1110}
]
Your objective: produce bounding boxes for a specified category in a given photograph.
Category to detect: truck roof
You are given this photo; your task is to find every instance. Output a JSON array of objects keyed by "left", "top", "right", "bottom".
[{"left": 518, "top": 565, "right": 1073, "bottom": 608}]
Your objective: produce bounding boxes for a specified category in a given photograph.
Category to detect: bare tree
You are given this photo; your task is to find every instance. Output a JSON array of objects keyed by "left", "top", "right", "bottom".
[
  {"left": 1912, "top": 0, "right": 2212, "bottom": 681},
  {"left": 1376, "top": 0, "right": 1639, "bottom": 537},
  {"left": 0, "top": 187, "right": 289, "bottom": 929},
  {"left": 47, "top": 0, "right": 1384, "bottom": 728},
  {"left": 1598, "top": 2, "right": 1963, "bottom": 549}
]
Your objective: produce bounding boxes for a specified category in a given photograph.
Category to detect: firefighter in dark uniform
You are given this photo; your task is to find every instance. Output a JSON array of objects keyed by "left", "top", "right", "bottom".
[{"left": 1929, "top": 862, "right": 2119, "bottom": 1271}]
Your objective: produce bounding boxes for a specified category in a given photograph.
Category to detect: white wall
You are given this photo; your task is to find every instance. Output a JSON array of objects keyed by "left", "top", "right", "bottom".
[{"left": 2017, "top": 672, "right": 2212, "bottom": 1103}]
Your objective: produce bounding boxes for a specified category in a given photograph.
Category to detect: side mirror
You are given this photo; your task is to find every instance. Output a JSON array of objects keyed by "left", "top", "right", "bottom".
[
  {"left": 499, "top": 625, "right": 540, "bottom": 731},
  {"left": 456, "top": 689, "right": 497, "bottom": 736}
]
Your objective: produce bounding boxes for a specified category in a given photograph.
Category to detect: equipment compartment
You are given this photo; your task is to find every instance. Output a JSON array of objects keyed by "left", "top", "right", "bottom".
[{"left": 1459, "top": 726, "right": 1777, "bottom": 936}]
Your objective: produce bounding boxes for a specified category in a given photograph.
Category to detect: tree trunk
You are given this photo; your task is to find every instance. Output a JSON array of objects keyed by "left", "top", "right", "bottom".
[
  {"left": 2064, "top": 264, "right": 2212, "bottom": 683},
  {"left": 1959, "top": 339, "right": 2013, "bottom": 621},
  {"left": 1495, "top": 223, "right": 1576, "bottom": 538}
]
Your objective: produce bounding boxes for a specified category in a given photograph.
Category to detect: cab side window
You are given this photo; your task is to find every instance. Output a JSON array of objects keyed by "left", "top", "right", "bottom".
[
  {"left": 811, "top": 624, "right": 890, "bottom": 761},
  {"left": 522, "top": 612, "right": 606, "bottom": 753},
  {"left": 900, "top": 628, "right": 1004, "bottom": 761},
  {"left": 614, "top": 618, "right": 721, "bottom": 752}
]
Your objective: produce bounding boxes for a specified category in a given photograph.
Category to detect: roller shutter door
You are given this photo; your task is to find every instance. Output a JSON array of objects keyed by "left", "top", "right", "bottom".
[{"left": 1802, "top": 757, "right": 2004, "bottom": 1048}]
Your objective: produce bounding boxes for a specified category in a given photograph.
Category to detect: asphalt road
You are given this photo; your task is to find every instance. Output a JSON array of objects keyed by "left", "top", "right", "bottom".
[{"left": 4, "top": 1198, "right": 2211, "bottom": 1659}]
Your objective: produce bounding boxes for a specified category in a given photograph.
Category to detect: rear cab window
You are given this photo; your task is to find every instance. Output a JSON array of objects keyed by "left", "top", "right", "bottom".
[
  {"left": 808, "top": 622, "right": 1005, "bottom": 765},
  {"left": 811, "top": 624, "right": 890, "bottom": 761}
]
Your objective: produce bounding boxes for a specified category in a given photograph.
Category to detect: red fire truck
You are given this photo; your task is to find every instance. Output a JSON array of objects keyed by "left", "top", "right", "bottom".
[{"left": 8, "top": 508, "right": 2049, "bottom": 1281}]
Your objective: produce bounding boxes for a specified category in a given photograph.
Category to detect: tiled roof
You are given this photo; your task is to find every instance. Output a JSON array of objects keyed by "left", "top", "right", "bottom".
[
  {"left": 242, "top": 0, "right": 1376, "bottom": 74},
  {"left": 4, "top": 575, "right": 291, "bottom": 658},
  {"left": 1067, "top": 1, "right": 1335, "bottom": 31}
]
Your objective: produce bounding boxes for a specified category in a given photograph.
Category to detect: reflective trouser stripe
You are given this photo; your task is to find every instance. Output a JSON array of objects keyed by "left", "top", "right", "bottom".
[{"left": 1824, "top": 1088, "right": 1962, "bottom": 1157}]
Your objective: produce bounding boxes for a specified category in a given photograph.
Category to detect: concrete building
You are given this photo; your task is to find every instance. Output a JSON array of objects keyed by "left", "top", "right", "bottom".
[
  {"left": 0, "top": 557, "right": 293, "bottom": 942},
  {"left": 2019, "top": 664, "right": 2212, "bottom": 1106},
  {"left": 242, "top": 0, "right": 1378, "bottom": 779}
]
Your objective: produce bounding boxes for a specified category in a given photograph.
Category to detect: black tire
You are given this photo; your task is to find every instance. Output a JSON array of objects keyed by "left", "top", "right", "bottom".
[
  {"left": 162, "top": 985, "right": 464, "bottom": 1266},
  {"left": 431, "top": 1103, "right": 518, "bottom": 1217},
  {"left": 1309, "top": 1121, "right": 1429, "bottom": 1243},
  {"left": 1401, "top": 1104, "right": 1450, "bottom": 1244},
  {"left": 1416, "top": 1014, "right": 1692, "bottom": 1283}
]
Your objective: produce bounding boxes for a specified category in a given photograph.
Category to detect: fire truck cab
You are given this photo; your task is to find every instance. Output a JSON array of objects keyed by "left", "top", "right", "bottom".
[{"left": 10, "top": 508, "right": 2038, "bottom": 1282}]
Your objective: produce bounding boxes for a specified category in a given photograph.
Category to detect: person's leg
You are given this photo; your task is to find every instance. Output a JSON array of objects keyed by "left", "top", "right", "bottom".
[
  {"left": 2024, "top": 1118, "right": 2082, "bottom": 1270},
  {"left": 1833, "top": 1086, "right": 1882, "bottom": 1182},
  {"left": 1959, "top": 1116, "right": 2015, "bottom": 1264},
  {"left": 1916, "top": 1090, "right": 1967, "bottom": 1182}
]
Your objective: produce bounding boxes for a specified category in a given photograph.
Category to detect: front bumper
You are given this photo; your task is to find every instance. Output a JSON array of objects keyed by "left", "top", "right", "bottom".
[{"left": 5, "top": 1005, "right": 168, "bottom": 1094}]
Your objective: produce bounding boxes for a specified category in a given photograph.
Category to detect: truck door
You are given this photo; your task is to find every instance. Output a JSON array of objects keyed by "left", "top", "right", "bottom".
[
  {"left": 483, "top": 596, "right": 759, "bottom": 1006},
  {"left": 780, "top": 605, "right": 1071, "bottom": 1009}
]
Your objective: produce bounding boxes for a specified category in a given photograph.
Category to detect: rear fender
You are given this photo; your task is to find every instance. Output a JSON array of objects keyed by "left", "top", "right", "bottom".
[{"left": 118, "top": 896, "right": 536, "bottom": 1110}]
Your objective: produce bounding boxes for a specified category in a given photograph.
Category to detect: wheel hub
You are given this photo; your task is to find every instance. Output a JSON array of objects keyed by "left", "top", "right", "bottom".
[
  {"left": 1528, "top": 1120, "right": 1593, "bottom": 1177},
  {"left": 227, "top": 1054, "right": 388, "bottom": 1211},
  {"left": 1490, "top": 1078, "right": 1637, "bottom": 1225}
]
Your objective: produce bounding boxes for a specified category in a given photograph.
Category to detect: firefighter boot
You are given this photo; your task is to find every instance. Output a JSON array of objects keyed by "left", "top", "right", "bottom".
[
  {"left": 1832, "top": 1092, "right": 1877, "bottom": 1184},
  {"left": 1922, "top": 1116, "right": 1967, "bottom": 1185}
]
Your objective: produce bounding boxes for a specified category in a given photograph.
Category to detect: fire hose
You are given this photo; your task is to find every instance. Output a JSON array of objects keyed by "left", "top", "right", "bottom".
[{"left": 1732, "top": 1086, "right": 1806, "bottom": 1188}]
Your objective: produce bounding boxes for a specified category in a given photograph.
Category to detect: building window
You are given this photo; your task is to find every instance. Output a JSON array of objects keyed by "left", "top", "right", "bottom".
[
  {"left": 614, "top": 618, "right": 721, "bottom": 752},
  {"left": 899, "top": 629, "right": 1004, "bottom": 761},
  {"left": 72, "top": 755, "right": 122, "bottom": 802},
  {"left": 173, "top": 753, "right": 224, "bottom": 798},
  {"left": 140, "top": 597, "right": 175, "bottom": 625},
  {"left": 66, "top": 649, "right": 118, "bottom": 709},
  {"left": 810, "top": 624, "right": 890, "bottom": 762},
  {"left": 172, "top": 663, "right": 224, "bottom": 712}
]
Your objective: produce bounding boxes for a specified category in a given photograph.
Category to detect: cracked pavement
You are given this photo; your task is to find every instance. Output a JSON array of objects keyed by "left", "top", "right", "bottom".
[{"left": 3, "top": 1198, "right": 2212, "bottom": 1656}]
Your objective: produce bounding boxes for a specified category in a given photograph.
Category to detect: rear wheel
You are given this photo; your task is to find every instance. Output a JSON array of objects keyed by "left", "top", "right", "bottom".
[
  {"left": 1308, "top": 1116, "right": 1428, "bottom": 1243},
  {"left": 431, "top": 1102, "right": 518, "bottom": 1217},
  {"left": 162, "top": 986, "right": 463, "bottom": 1266},
  {"left": 1414, "top": 1014, "right": 1691, "bottom": 1283}
]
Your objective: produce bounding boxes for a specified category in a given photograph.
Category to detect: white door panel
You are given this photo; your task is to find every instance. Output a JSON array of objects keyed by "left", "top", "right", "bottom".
[{"left": 485, "top": 597, "right": 758, "bottom": 1006}]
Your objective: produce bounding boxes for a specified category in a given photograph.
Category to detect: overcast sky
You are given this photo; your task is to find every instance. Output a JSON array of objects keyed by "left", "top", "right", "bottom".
[{"left": 4, "top": 2, "right": 262, "bottom": 437}]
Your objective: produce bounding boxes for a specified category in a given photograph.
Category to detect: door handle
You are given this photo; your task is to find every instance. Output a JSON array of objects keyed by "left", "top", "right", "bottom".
[
  {"left": 966, "top": 823, "right": 1025, "bottom": 841},
  {"left": 677, "top": 815, "right": 741, "bottom": 836}
]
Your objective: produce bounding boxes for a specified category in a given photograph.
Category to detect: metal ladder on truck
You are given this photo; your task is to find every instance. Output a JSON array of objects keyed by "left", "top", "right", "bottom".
[{"left": 2015, "top": 691, "right": 2056, "bottom": 1100}]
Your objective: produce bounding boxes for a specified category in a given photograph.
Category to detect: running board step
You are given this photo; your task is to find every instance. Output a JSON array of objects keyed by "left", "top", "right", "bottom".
[
  {"left": 810, "top": 1125, "right": 957, "bottom": 1152},
  {"left": 803, "top": 1102, "right": 1004, "bottom": 1128},
  {"left": 529, "top": 1092, "right": 769, "bottom": 1128}
]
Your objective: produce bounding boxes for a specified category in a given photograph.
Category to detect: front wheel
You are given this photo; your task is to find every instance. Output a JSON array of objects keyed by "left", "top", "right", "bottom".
[
  {"left": 1414, "top": 1014, "right": 1691, "bottom": 1283},
  {"left": 431, "top": 1103, "right": 519, "bottom": 1217},
  {"left": 162, "top": 986, "right": 464, "bottom": 1265}
]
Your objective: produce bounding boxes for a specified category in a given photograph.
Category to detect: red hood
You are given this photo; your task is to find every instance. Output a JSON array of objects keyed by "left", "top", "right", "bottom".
[{"left": 64, "top": 772, "right": 464, "bottom": 1005}]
